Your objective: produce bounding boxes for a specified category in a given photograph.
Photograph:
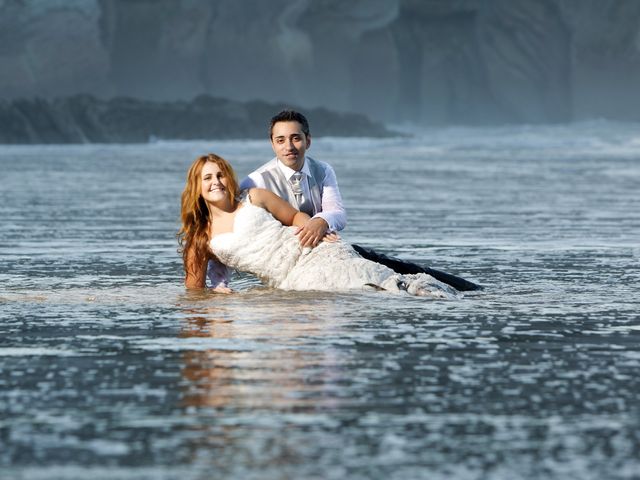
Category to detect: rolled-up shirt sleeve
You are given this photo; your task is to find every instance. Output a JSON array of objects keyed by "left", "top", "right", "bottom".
[
  {"left": 313, "top": 164, "right": 347, "bottom": 232},
  {"left": 206, "top": 258, "right": 231, "bottom": 289}
]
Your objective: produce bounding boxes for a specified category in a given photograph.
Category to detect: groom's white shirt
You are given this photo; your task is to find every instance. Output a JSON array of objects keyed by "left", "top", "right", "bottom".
[
  {"left": 240, "top": 157, "right": 346, "bottom": 233},
  {"left": 207, "top": 156, "right": 347, "bottom": 288}
]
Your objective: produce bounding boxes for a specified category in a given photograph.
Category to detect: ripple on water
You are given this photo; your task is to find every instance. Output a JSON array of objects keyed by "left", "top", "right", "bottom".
[{"left": 1, "top": 130, "right": 640, "bottom": 478}]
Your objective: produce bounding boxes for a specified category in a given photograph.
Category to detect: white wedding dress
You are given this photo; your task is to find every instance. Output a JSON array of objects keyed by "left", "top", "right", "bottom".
[{"left": 210, "top": 197, "right": 459, "bottom": 299}]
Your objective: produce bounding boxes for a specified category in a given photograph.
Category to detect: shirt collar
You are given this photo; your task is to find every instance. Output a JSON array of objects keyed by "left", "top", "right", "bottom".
[{"left": 276, "top": 157, "right": 311, "bottom": 181}]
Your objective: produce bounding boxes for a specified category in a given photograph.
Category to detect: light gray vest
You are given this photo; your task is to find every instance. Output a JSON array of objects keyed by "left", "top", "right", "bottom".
[{"left": 259, "top": 158, "right": 325, "bottom": 216}]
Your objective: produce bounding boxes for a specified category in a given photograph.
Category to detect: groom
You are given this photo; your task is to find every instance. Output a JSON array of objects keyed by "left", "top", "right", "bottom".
[{"left": 208, "top": 109, "right": 480, "bottom": 292}]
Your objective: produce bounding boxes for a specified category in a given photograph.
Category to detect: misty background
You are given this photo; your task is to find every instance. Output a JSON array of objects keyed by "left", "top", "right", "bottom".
[{"left": 1, "top": 0, "right": 640, "bottom": 126}]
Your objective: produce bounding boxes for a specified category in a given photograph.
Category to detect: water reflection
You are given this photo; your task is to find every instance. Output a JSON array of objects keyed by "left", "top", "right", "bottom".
[
  {"left": 172, "top": 298, "right": 351, "bottom": 473},
  {"left": 177, "top": 296, "right": 345, "bottom": 411}
]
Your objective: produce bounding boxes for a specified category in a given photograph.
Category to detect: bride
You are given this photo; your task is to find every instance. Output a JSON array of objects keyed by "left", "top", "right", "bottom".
[{"left": 178, "top": 154, "right": 459, "bottom": 298}]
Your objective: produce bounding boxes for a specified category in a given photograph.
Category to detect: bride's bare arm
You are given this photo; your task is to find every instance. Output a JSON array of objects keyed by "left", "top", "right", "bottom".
[
  {"left": 184, "top": 244, "right": 208, "bottom": 289},
  {"left": 248, "top": 188, "right": 310, "bottom": 227}
]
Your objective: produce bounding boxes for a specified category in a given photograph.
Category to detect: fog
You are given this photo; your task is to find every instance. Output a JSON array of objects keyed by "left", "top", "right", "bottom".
[{"left": 2, "top": 0, "right": 640, "bottom": 125}]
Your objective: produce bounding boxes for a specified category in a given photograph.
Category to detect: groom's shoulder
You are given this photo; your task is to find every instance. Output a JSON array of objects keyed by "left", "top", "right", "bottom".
[
  {"left": 240, "top": 158, "right": 277, "bottom": 190},
  {"left": 306, "top": 156, "right": 334, "bottom": 171}
]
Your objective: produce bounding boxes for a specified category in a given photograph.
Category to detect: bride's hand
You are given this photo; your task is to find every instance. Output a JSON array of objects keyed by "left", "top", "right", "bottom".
[
  {"left": 211, "top": 285, "right": 233, "bottom": 294},
  {"left": 322, "top": 232, "right": 340, "bottom": 243}
]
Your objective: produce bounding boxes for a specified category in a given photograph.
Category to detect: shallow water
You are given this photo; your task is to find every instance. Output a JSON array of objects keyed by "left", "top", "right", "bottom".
[{"left": 1, "top": 121, "right": 640, "bottom": 479}]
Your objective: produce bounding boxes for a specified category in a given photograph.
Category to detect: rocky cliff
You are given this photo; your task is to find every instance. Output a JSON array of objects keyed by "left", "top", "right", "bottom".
[
  {"left": 1, "top": 0, "right": 639, "bottom": 125},
  {"left": 0, "top": 94, "right": 394, "bottom": 143}
]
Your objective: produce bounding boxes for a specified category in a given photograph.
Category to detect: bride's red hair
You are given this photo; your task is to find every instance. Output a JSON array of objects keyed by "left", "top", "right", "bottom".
[{"left": 178, "top": 154, "right": 240, "bottom": 277}]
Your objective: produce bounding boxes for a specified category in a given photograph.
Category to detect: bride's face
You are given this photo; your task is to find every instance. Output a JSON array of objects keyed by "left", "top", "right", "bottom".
[{"left": 201, "top": 162, "right": 230, "bottom": 204}]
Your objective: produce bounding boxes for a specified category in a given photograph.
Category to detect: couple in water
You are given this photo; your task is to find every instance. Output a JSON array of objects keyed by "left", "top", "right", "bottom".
[{"left": 178, "top": 110, "right": 480, "bottom": 298}]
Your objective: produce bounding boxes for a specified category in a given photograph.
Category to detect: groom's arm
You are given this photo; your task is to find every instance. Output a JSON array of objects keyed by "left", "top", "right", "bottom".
[
  {"left": 240, "top": 172, "right": 263, "bottom": 190},
  {"left": 206, "top": 260, "right": 232, "bottom": 293},
  {"left": 296, "top": 164, "right": 347, "bottom": 248},
  {"left": 313, "top": 164, "right": 347, "bottom": 232}
]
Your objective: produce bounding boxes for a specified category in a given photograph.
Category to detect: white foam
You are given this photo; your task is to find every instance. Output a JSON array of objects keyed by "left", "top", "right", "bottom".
[{"left": 0, "top": 347, "right": 79, "bottom": 357}]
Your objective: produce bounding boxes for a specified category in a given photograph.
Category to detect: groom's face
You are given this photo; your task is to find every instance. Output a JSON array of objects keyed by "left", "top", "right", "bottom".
[{"left": 271, "top": 121, "right": 311, "bottom": 171}]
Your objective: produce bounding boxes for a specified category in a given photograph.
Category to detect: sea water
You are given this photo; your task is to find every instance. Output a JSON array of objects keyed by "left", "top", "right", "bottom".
[{"left": 1, "top": 121, "right": 639, "bottom": 479}]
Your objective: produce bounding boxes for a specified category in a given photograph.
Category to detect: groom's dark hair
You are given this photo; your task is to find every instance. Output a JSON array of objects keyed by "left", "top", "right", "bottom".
[{"left": 269, "top": 110, "right": 310, "bottom": 138}]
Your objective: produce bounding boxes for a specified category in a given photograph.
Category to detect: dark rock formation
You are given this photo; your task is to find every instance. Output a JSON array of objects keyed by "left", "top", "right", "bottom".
[{"left": 0, "top": 95, "right": 395, "bottom": 144}]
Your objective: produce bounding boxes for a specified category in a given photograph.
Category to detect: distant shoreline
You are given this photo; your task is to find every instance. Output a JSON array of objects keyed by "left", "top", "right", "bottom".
[{"left": 0, "top": 94, "right": 397, "bottom": 145}]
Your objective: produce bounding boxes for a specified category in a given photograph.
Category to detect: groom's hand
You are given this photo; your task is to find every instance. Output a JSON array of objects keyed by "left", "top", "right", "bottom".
[{"left": 295, "top": 217, "right": 329, "bottom": 248}]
